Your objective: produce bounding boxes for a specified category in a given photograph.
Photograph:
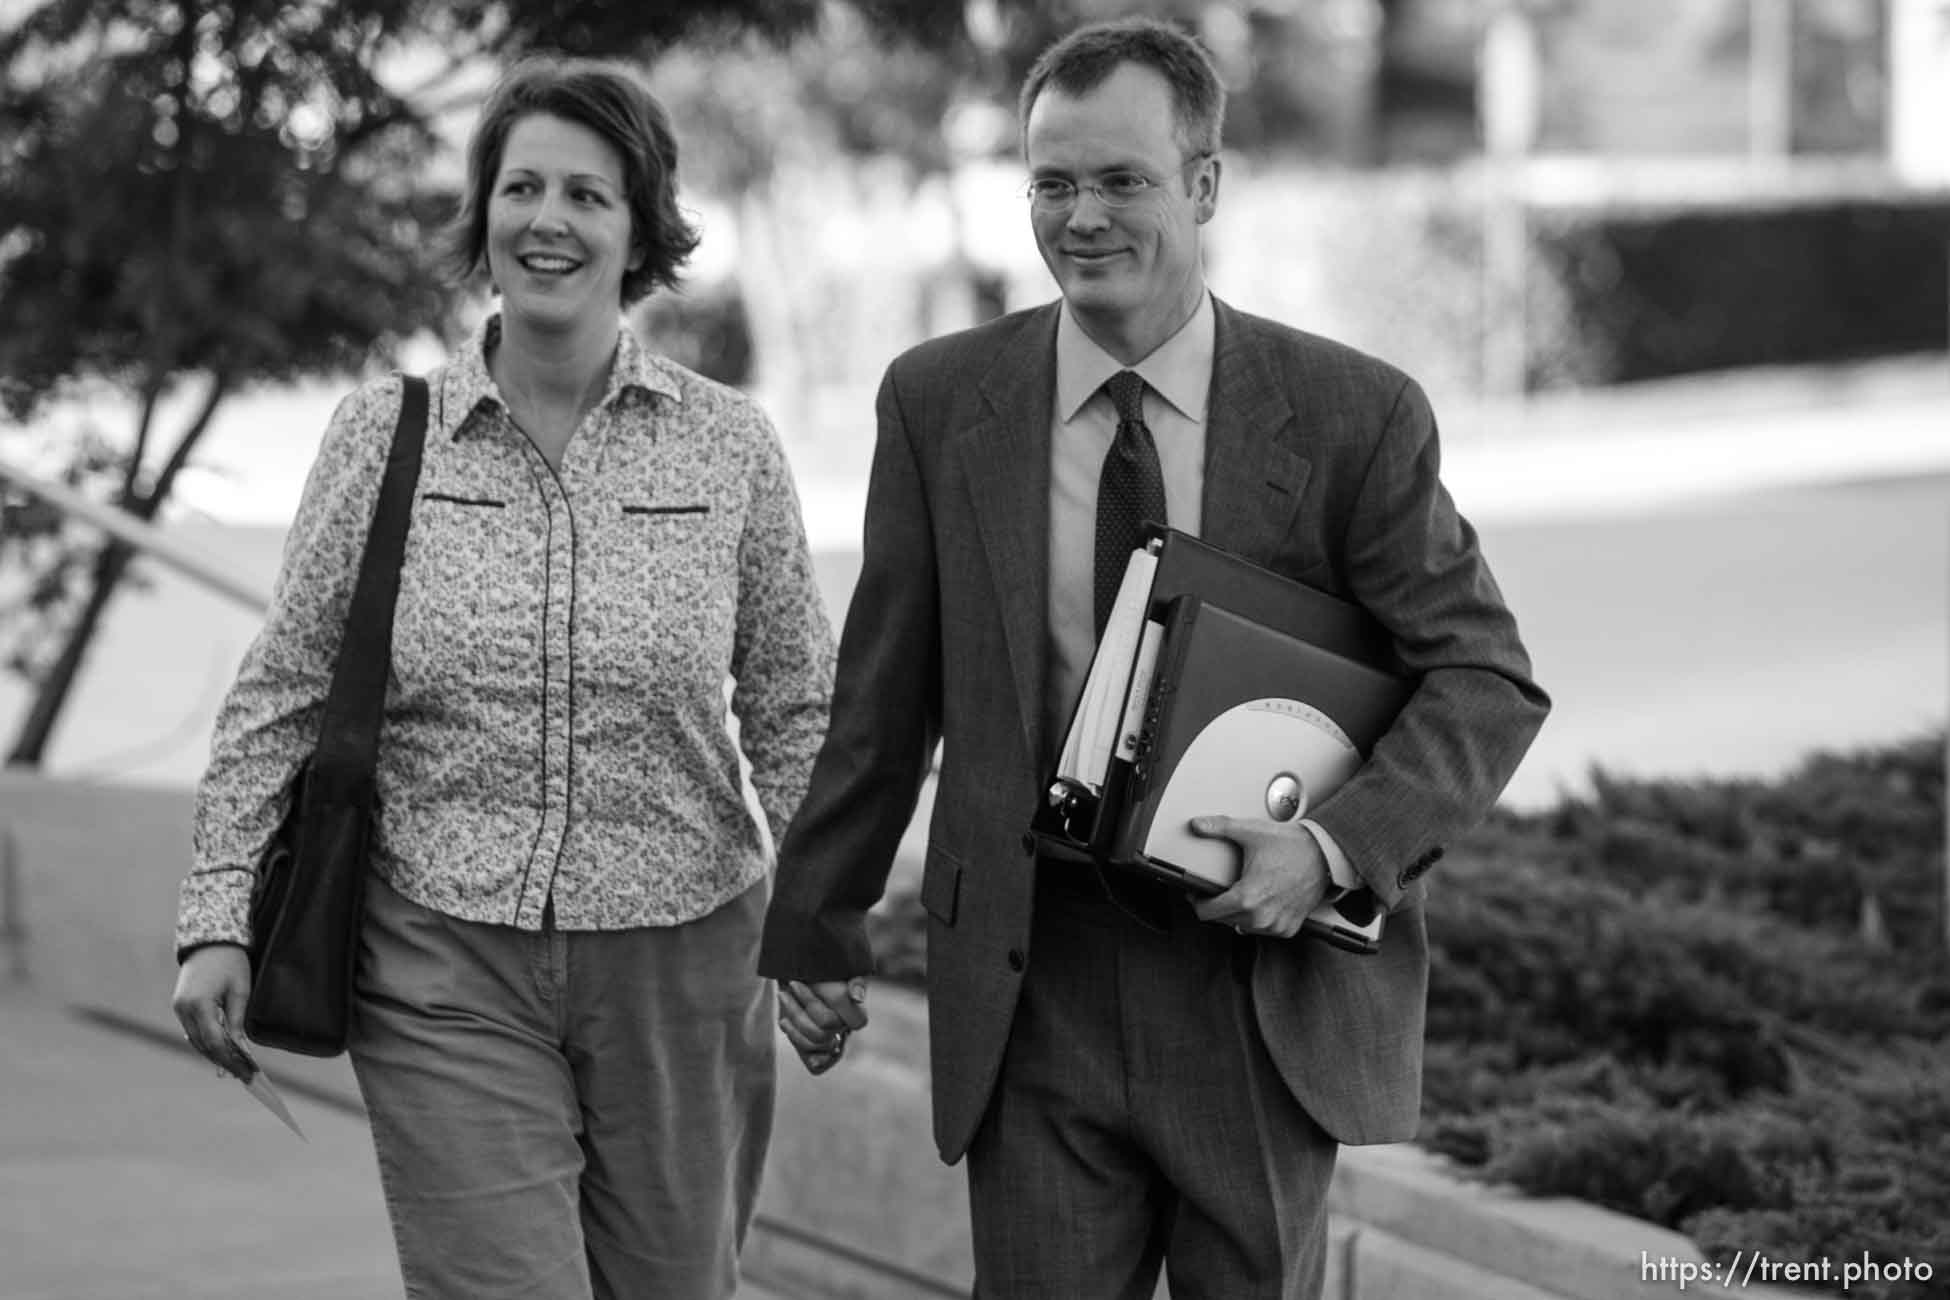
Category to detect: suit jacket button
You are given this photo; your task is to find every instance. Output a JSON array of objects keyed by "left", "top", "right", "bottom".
[{"left": 1007, "top": 948, "right": 1026, "bottom": 972}]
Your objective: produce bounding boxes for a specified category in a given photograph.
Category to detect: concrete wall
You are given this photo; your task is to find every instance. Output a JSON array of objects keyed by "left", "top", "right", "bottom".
[{"left": 0, "top": 774, "right": 1800, "bottom": 1300}]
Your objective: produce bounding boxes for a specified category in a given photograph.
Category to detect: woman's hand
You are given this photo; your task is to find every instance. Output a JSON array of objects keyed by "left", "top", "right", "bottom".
[
  {"left": 170, "top": 944, "right": 257, "bottom": 1076},
  {"left": 776, "top": 978, "right": 868, "bottom": 1076}
]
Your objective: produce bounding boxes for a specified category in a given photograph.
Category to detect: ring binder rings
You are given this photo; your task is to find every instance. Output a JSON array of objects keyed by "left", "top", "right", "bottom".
[{"left": 1036, "top": 527, "right": 1414, "bottom": 953}]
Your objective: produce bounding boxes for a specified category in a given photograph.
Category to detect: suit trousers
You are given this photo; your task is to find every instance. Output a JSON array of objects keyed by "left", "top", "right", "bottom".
[
  {"left": 347, "top": 874, "right": 775, "bottom": 1300},
  {"left": 966, "top": 866, "right": 1339, "bottom": 1300}
]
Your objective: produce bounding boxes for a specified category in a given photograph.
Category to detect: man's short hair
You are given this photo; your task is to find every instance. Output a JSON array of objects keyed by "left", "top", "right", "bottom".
[
  {"left": 442, "top": 56, "right": 700, "bottom": 306},
  {"left": 1018, "top": 17, "right": 1226, "bottom": 160}
]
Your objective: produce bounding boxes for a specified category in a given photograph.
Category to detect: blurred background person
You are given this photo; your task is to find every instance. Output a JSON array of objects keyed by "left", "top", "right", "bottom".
[{"left": 170, "top": 56, "right": 833, "bottom": 1300}]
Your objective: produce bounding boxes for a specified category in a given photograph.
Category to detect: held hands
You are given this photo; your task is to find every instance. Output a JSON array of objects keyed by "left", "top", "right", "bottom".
[
  {"left": 776, "top": 978, "right": 869, "bottom": 1076},
  {"left": 170, "top": 944, "right": 258, "bottom": 1077},
  {"left": 1187, "top": 815, "right": 1334, "bottom": 940}
]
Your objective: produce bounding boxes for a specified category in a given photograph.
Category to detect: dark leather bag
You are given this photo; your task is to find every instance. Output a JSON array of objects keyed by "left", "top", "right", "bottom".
[{"left": 244, "top": 375, "right": 428, "bottom": 1057}]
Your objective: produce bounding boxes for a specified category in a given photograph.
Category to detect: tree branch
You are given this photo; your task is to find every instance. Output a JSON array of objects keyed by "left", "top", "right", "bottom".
[
  {"left": 122, "top": 376, "right": 165, "bottom": 505},
  {"left": 133, "top": 370, "right": 230, "bottom": 520}
]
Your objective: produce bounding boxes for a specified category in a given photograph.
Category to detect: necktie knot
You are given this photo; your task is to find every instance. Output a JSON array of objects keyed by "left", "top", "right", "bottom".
[{"left": 1105, "top": 370, "right": 1146, "bottom": 427}]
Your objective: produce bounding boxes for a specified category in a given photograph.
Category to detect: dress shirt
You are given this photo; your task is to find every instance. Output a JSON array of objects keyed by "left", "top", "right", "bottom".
[
  {"left": 1046, "top": 294, "right": 1212, "bottom": 740},
  {"left": 178, "top": 316, "right": 834, "bottom": 953},
  {"left": 1043, "top": 295, "right": 1356, "bottom": 892}
]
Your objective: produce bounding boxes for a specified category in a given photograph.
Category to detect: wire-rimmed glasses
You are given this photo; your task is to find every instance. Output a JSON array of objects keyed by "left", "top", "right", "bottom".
[{"left": 1023, "top": 153, "right": 1212, "bottom": 214}]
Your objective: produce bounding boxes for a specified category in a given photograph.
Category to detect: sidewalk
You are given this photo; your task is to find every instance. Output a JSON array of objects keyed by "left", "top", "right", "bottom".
[
  {"left": 1435, "top": 354, "right": 1950, "bottom": 522},
  {"left": 0, "top": 990, "right": 797, "bottom": 1300}
]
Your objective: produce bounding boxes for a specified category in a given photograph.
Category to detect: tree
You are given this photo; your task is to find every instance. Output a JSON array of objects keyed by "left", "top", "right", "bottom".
[
  {"left": 0, "top": 0, "right": 823, "bottom": 767},
  {"left": 0, "top": 0, "right": 458, "bottom": 765}
]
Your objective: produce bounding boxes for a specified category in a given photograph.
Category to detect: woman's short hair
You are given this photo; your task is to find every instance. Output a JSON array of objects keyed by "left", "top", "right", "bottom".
[
  {"left": 1018, "top": 17, "right": 1226, "bottom": 160},
  {"left": 442, "top": 56, "right": 700, "bottom": 306}
]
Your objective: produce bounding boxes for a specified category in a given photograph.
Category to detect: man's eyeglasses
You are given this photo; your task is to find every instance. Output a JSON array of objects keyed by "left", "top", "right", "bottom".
[{"left": 1023, "top": 154, "right": 1211, "bottom": 214}]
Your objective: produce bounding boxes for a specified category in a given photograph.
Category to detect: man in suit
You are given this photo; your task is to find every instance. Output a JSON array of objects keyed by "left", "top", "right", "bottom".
[{"left": 761, "top": 17, "right": 1548, "bottom": 1298}]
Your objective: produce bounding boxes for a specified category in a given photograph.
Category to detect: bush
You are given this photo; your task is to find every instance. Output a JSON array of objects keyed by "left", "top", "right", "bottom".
[
  {"left": 870, "top": 733, "right": 1950, "bottom": 1298},
  {"left": 1422, "top": 738, "right": 1948, "bottom": 1298},
  {"left": 1216, "top": 166, "right": 1949, "bottom": 396},
  {"left": 1538, "top": 197, "right": 1950, "bottom": 383}
]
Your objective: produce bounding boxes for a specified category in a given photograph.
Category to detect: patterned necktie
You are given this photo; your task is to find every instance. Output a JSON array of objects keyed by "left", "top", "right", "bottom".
[{"left": 1094, "top": 369, "right": 1168, "bottom": 637}]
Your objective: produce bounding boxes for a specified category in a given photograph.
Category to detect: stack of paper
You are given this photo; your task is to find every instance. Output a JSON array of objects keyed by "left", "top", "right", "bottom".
[{"left": 1056, "top": 544, "right": 1159, "bottom": 792}]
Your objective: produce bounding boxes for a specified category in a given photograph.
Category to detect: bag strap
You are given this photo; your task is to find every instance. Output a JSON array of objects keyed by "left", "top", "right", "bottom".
[{"left": 313, "top": 375, "right": 430, "bottom": 767}]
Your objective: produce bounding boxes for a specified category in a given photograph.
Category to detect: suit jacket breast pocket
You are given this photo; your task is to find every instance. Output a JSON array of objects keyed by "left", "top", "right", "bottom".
[{"left": 395, "top": 494, "right": 532, "bottom": 687}]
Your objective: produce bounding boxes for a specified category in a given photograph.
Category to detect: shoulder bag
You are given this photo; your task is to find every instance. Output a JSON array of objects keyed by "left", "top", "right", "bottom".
[{"left": 244, "top": 375, "right": 428, "bottom": 1056}]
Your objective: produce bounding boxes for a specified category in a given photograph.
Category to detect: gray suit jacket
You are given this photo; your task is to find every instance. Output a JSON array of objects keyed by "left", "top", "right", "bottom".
[{"left": 760, "top": 298, "right": 1549, "bottom": 1163}]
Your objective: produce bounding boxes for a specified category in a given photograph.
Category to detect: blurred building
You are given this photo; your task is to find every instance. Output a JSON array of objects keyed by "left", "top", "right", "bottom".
[
  {"left": 1285, "top": 0, "right": 1903, "bottom": 166},
  {"left": 1890, "top": 0, "right": 1950, "bottom": 182}
]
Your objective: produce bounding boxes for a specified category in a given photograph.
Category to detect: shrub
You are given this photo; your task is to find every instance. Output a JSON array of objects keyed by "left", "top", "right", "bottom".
[
  {"left": 1431, "top": 737, "right": 1948, "bottom": 1299},
  {"left": 1216, "top": 166, "right": 1949, "bottom": 396},
  {"left": 1537, "top": 197, "right": 1950, "bottom": 383}
]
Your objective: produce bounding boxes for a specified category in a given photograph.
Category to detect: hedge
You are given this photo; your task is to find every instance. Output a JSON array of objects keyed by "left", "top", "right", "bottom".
[
  {"left": 1215, "top": 166, "right": 1950, "bottom": 396},
  {"left": 1536, "top": 198, "right": 1950, "bottom": 385}
]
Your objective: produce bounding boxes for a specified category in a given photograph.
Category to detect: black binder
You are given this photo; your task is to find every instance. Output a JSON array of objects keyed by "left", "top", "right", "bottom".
[{"left": 1037, "top": 528, "right": 1414, "bottom": 953}]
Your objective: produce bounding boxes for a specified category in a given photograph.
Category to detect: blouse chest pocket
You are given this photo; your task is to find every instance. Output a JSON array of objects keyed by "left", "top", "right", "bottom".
[
  {"left": 393, "top": 491, "right": 538, "bottom": 689},
  {"left": 584, "top": 498, "right": 742, "bottom": 687},
  {"left": 622, "top": 503, "right": 710, "bottom": 518},
  {"left": 601, "top": 499, "right": 737, "bottom": 579}
]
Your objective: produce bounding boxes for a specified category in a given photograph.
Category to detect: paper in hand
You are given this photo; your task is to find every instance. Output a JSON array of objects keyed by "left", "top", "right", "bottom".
[{"left": 227, "top": 1035, "right": 307, "bottom": 1141}]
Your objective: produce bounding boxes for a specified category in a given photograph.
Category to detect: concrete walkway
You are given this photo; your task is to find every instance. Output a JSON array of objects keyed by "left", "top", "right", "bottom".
[
  {"left": 1436, "top": 355, "right": 1950, "bottom": 523},
  {"left": 0, "top": 991, "right": 796, "bottom": 1300}
]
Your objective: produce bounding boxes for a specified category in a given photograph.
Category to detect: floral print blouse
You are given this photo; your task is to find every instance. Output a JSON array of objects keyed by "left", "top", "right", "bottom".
[{"left": 177, "top": 317, "right": 834, "bottom": 952}]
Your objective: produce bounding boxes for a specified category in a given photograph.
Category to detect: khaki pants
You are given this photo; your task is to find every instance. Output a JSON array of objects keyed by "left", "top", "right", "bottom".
[{"left": 348, "top": 874, "right": 774, "bottom": 1300}]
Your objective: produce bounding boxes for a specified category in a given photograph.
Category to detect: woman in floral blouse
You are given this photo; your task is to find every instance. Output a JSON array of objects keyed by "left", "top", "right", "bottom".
[{"left": 171, "top": 57, "right": 833, "bottom": 1299}]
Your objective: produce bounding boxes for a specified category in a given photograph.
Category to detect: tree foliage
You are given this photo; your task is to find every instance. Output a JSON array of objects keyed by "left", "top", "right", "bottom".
[
  {"left": 0, "top": 0, "right": 473, "bottom": 763},
  {"left": 1, "top": 0, "right": 450, "bottom": 416}
]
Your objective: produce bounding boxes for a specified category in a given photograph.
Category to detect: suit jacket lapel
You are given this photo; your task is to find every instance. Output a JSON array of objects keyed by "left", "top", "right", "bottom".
[
  {"left": 956, "top": 306, "right": 1058, "bottom": 770},
  {"left": 1202, "top": 299, "right": 1307, "bottom": 562}
]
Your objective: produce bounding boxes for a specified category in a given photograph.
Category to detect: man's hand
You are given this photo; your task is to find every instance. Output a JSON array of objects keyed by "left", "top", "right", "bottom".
[
  {"left": 1186, "top": 815, "right": 1334, "bottom": 939},
  {"left": 171, "top": 944, "right": 257, "bottom": 1076},
  {"left": 776, "top": 978, "right": 869, "bottom": 1076}
]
